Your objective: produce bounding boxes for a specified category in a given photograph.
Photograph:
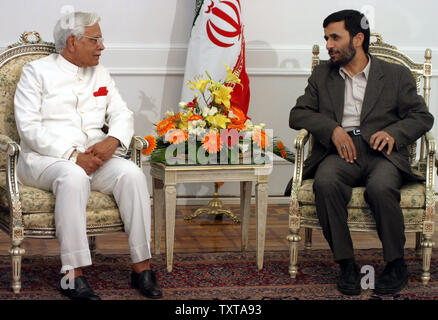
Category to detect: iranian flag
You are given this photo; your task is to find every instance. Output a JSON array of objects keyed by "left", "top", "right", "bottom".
[{"left": 181, "top": 0, "right": 250, "bottom": 115}]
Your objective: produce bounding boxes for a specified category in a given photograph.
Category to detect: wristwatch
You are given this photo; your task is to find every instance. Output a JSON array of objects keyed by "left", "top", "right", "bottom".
[{"left": 69, "top": 150, "right": 79, "bottom": 164}]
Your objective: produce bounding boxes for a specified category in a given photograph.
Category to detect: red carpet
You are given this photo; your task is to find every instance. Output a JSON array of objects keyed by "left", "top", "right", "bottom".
[{"left": 0, "top": 248, "right": 436, "bottom": 300}]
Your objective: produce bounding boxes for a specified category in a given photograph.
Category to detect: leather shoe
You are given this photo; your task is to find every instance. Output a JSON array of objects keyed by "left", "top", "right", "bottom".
[
  {"left": 131, "top": 270, "right": 163, "bottom": 299},
  {"left": 60, "top": 275, "right": 101, "bottom": 300},
  {"left": 337, "top": 259, "right": 361, "bottom": 295},
  {"left": 374, "top": 258, "right": 408, "bottom": 295}
]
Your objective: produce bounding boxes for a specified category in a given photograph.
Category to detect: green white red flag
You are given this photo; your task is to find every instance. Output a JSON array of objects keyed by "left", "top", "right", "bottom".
[{"left": 181, "top": 0, "right": 250, "bottom": 115}]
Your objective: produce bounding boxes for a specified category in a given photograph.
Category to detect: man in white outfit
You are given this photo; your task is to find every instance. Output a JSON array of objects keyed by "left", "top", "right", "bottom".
[{"left": 14, "top": 12, "right": 162, "bottom": 300}]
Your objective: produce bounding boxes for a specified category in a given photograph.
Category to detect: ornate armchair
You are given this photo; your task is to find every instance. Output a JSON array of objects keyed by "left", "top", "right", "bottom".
[
  {"left": 0, "top": 32, "right": 149, "bottom": 293},
  {"left": 287, "top": 34, "right": 435, "bottom": 284}
]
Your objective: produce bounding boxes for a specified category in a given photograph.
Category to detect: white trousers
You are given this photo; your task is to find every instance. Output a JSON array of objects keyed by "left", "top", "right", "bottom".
[{"left": 18, "top": 157, "right": 152, "bottom": 272}]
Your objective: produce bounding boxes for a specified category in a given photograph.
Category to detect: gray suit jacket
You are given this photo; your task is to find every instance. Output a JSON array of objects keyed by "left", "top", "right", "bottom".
[{"left": 285, "top": 55, "right": 434, "bottom": 196}]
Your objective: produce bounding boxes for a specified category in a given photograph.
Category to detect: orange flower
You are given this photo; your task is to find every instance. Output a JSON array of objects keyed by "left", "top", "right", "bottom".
[
  {"left": 276, "top": 140, "right": 285, "bottom": 150},
  {"left": 142, "top": 135, "right": 157, "bottom": 155},
  {"left": 157, "top": 118, "right": 176, "bottom": 136},
  {"left": 188, "top": 114, "right": 203, "bottom": 122},
  {"left": 202, "top": 131, "right": 221, "bottom": 153},
  {"left": 229, "top": 106, "right": 246, "bottom": 125},
  {"left": 171, "top": 113, "right": 182, "bottom": 122},
  {"left": 276, "top": 140, "right": 287, "bottom": 159},
  {"left": 227, "top": 123, "right": 246, "bottom": 131},
  {"left": 168, "top": 129, "right": 188, "bottom": 144},
  {"left": 252, "top": 129, "right": 269, "bottom": 149}
]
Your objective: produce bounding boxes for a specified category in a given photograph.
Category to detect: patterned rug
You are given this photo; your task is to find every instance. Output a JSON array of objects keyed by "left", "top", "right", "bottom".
[{"left": 0, "top": 248, "right": 437, "bottom": 300}]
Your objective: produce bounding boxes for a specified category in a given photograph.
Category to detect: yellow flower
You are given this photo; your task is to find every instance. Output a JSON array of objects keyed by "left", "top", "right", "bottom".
[
  {"left": 177, "top": 110, "right": 193, "bottom": 131},
  {"left": 186, "top": 79, "right": 212, "bottom": 94},
  {"left": 224, "top": 63, "right": 241, "bottom": 86},
  {"left": 211, "top": 85, "right": 232, "bottom": 110},
  {"left": 205, "top": 114, "right": 231, "bottom": 130}
]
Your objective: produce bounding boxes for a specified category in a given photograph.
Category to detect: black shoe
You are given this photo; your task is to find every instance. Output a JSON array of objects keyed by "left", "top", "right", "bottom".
[
  {"left": 131, "top": 270, "right": 163, "bottom": 299},
  {"left": 337, "top": 259, "right": 361, "bottom": 295},
  {"left": 60, "top": 275, "right": 101, "bottom": 300},
  {"left": 374, "top": 258, "right": 409, "bottom": 295}
]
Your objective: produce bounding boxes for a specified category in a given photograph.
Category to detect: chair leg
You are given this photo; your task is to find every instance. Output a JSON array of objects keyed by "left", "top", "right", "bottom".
[
  {"left": 304, "top": 228, "right": 312, "bottom": 250},
  {"left": 9, "top": 241, "right": 25, "bottom": 294},
  {"left": 287, "top": 231, "right": 301, "bottom": 279},
  {"left": 415, "top": 232, "right": 423, "bottom": 257},
  {"left": 88, "top": 236, "right": 97, "bottom": 257},
  {"left": 421, "top": 234, "right": 434, "bottom": 285}
]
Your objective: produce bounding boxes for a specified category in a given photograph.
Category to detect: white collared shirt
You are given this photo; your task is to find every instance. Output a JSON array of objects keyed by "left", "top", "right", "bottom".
[{"left": 339, "top": 56, "right": 371, "bottom": 131}]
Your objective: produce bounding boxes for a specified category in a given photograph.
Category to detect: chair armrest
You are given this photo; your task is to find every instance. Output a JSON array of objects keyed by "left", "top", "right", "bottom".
[
  {"left": 292, "top": 129, "right": 310, "bottom": 187},
  {"left": 0, "top": 135, "right": 24, "bottom": 242},
  {"left": 130, "top": 135, "right": 150, "bottom": 168},
  {"left": 0, "top": 134, "right": 15, "bottom": 152}
]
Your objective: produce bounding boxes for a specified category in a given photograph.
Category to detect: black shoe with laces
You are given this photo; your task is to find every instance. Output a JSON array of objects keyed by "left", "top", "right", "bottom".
[
  {"left": 336, "top": 258, "right": 361, "bottom": 296},
  {"left": 374, "top": 258, "right": 409, "bottom": 295}
]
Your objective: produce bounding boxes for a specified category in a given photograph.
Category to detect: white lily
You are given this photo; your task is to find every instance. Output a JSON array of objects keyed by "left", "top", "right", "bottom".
[
  {"left": 202, "top": 106, "right": 218, "bottom": 117},
  {"left": 165, "top": 110, "right": 175, "bottom": 117}
]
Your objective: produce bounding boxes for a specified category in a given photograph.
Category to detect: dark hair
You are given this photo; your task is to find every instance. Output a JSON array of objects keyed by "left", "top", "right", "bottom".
[{"left": 323, "top": 10, "right": 370, "bottom": 53}]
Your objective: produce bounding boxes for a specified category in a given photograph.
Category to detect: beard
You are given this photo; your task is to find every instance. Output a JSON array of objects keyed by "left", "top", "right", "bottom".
[{"left": 329, "top": 39, "right": 356, "bottom": 66}]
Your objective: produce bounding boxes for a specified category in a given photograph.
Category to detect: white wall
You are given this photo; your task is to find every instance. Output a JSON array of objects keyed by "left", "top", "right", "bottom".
[{"left": 1, "top": 0, "right": 438, "bottom": 197}]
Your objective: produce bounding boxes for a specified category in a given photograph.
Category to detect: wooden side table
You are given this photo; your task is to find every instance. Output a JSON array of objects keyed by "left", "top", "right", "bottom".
[{"left": 150, "top": 162, "right": 272, "bottom": 272}]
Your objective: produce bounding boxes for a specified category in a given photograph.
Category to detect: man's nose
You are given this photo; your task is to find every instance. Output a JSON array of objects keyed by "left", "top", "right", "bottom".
[
  {"left": 326, "top": 39, "right": 334, "bottom": 51},
  {"left": 98, "top": 42, "right": 105, "bottom": 51}
]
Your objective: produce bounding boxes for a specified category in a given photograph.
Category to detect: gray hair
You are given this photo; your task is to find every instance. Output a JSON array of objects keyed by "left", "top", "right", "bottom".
[{"left": 53, "top": 12, "right": 101, "bottom": 52}]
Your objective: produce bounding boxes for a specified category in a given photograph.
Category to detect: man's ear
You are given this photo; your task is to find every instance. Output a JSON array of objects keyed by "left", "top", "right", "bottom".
[
  {"left": 65, "top": 35, "right": 76, "bottom": 53},
  {"left": 353, "top": 32, "right": 365, "bottom": 49}
]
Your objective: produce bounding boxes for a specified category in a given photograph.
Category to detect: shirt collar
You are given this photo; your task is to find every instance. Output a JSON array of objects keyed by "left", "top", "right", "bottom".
[
  {"left": 56, "top": 53, "right": 86, "bottom": 76},
  {"left": 339, "top": 54, "right": 371, "bottom": 80}
]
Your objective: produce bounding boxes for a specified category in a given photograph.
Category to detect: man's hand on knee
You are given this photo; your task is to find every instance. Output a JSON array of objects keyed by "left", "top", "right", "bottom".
[
  {"left": 76, "top": 152, "right": 104, "bottom": 175},
  {"left": 370, "top": 131, "right": 395, "bottom": 155},
  {"left": 85, "top": 136, "right": 120, "bottom": 162},
  {"left": 331, "top": 126, "right": 357, "bottom": 163}
]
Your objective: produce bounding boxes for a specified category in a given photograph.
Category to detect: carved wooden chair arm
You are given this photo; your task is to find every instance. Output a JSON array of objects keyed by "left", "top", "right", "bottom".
[
  {"left": 130, "top": 135, "right": 149, "bottom": 168},
  {"left": 292, "top": 129, "right": 310, "bottom": 187},
  {"left": 0, "top": 135, "right": 23, "bottom": 241}
]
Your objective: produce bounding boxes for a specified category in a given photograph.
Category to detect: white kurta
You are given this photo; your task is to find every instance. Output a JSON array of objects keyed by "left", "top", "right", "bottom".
[
  {"left": 14, "top": 54, "right": 152, "bottom": 272},
  {"left": 15, "top": 53, "right": 134, "bottom": 181}
]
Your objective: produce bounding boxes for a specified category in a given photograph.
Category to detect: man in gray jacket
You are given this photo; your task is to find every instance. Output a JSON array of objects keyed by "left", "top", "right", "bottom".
[{"left": 288, "top": 10, "right": 433, "bottom": 295}]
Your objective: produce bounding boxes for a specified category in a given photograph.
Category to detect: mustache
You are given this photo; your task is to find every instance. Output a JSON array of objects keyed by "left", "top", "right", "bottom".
[{"left": 328, "top": 49, "right": 339, "bottom": 55}]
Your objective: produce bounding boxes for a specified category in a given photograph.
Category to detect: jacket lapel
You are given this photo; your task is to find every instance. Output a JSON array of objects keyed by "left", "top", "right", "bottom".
[
  {"left": 327, "top": 66, "right": 345, "bottom": 123},
  {"left": 360, "top": 56, "right": 385, "bottom": 122}
]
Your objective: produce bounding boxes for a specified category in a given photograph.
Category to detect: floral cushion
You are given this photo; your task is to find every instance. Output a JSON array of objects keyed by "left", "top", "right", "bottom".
[
  {"left": 297, "top": 179, "right": 425, "bottom": 224},
  {"left": 0, "top": 171, "right": 122, "bottom": 229},
  {"left": 0, "top": 54, "right": 48, "bottom": 168}
]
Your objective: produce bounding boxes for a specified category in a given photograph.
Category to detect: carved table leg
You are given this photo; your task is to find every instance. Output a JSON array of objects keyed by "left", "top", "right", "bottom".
[
  {"left": 153, "top": 178, "right": 164, "bottom": 255},
  {"left": 165, "top": 184, "right": 177, "bottom": 272},
  {"left": 255, "top": 179, "right": 268, "bottom": 270},
  {"left": 240, "top": 181, "right": 252, "bottom": 251}
]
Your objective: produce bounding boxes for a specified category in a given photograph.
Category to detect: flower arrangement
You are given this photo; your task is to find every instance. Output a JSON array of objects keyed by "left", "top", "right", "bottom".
[{"left": 143, "top": 64, "right": 293, "bottom": 165}]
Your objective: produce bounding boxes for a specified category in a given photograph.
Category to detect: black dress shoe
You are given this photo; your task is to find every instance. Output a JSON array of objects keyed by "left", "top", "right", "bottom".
[
  {"left": 337, "top": 259, "right": 361, "bottom": 296},
  {"left": 131, "top": 270, "right": 163, "bottom": 299},
  {"left": 374, "top": 258, "right": 409, "bottom": 295},
  {"left": 60, "top": 275, "right": 101, "bottom": 300}
]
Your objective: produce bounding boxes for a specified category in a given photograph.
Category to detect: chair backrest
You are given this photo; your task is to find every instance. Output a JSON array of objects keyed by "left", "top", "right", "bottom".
[
  {"left": 309, "top": 33, "right": 432, "bottom": 170},
  {"left": 0, "top": 32, "right": 56, "bottom": 168}
]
